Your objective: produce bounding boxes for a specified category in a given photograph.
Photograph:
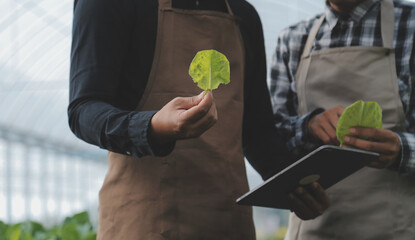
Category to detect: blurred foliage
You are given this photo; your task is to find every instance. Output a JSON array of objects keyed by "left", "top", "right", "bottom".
[
  {"left": 260, "top": 226, "right": 287, "bottom": 240},
  {"left": 0, "top": 212, "right": 96, "bottom": 240}
]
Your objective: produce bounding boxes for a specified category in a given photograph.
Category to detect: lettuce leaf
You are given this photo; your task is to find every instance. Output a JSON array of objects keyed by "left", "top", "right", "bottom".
[
  {"left": 336, "top": 100, "right": 383, "bottom": 146},
  {"left": 189, "top": 50, "right": 230, "bottom": 91}
]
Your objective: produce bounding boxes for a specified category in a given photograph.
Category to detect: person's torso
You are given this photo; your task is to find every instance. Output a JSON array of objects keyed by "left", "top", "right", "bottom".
[
  {"left": 277, "top": 0, "right": 415, "bottom": 116},
  {"left": 112, "top": 0, "right": 260, "bottom": 111},
  {"left": 98, "top": 1, "right": 256, "bottom": 239},
  {"left": 285, "top": 1, "right": 415, "bottom": 239}
]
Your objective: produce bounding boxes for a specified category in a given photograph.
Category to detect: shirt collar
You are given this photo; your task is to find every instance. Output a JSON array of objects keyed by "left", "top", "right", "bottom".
[{"left": 324, "top": 0, "right": 380, "bottom": 29}]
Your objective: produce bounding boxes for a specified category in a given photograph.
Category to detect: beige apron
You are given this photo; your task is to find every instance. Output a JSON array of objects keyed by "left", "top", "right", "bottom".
[
  {"left": 286, "top": 0, "right": 415, "bottom": 239},
  {"left": 97, "top": 0, "right": 256, "bottom": 239}
]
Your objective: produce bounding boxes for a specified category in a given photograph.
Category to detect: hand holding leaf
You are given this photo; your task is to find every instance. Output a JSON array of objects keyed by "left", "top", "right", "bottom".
[
  {"left": 189, "top": 50, "right": 230, "bottom": 92},
  {"left": 336, "top": 100, "right": 383, "bottom": 146},
  {"left": 338, "top": 101, "right": 401, "bottom": 168}
]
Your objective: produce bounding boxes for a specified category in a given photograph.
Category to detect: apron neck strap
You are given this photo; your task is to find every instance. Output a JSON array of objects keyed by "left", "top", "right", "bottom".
[
  {"left": 381, "top": 0, "right": 394, "bottom": 48},
  {"left": 224, "top": 0, "right": 235, "bottom": 17},
  {"left": 302, "top": 15, "right": 325, "bottom": 58},
  {"left": 159, "top": 0, "right": 172, "bottom": 9},
  {"left": 302, "top": 0, "right": 395, "bottom": 57},
  {"left": 158, "top": 0, "right": 234, "bottom": 16}
]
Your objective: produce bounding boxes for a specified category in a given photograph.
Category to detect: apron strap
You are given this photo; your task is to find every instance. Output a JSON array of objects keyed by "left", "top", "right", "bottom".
[
  {"left": 159, "top": 0, "right": 234, "bottom": 16},
  {"left": 381, "top": 0, "right": 394, "bottom": 49},
  {"left": 224, "top": 0, "right": 235, "bottom": 17},
  {"left": 302, "top": 0, "right": 395, "bottom": 57},
  {"left": 301, "top": 15, "right": 325, "bottom": 58},
  {"left": 159, "top": 0, "right": 172, "bottom": 9}
]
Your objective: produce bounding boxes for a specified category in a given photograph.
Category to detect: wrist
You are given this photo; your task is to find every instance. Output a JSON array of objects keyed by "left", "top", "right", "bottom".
[
  {"left": 305, "top": 108, "right": 325, "bottom": 140},
  {"left": 149, "top": 112, "right": 171, "bottom": 146},
  {"left": 389, "top": 132, "right": 403, "bottom": 171},
  {"left": 148, "top": 112, "right": 176, "bottom": 157}
]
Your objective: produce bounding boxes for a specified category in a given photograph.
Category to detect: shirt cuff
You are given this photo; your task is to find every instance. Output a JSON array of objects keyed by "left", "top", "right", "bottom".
[
  {"left": 300, "top": 108, "right": 325, "bottom": 143},
  {"left": 396, "top": 132, "right": 415, "bottom": 174},
  {"left": 128, "top": 110, "right": 175, "bottom": 158},
  {"left": 290, "top": 108, "right": 325, "bottom": 158}
]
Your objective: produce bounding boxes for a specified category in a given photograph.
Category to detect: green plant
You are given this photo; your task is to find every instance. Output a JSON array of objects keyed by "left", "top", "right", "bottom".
[
  {"left": 0, "top": 212, "right": 96, "bottom": 240},
  {"left": 336, "top": 100, "right": 382, "bottom": 146},
  {"left": 189, "top": 49, "right": 230, "bottom": 91}
]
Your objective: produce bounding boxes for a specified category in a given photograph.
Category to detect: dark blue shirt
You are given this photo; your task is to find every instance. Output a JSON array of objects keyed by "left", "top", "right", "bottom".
[{"left": 69, "top": 0, "right": 290, "bottom": 179}]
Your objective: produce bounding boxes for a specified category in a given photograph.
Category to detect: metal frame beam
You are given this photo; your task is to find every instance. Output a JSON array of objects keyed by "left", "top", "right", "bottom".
[{"left": 0, "top": 124, "right": 105, "bottom": 161}]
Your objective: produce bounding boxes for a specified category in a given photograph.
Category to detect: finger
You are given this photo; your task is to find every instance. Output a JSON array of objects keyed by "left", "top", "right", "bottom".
[
  {"left": 326, "top": 111, "right": 339, "bottom": 132},
  {"left": 326, "top": 112, "right": 341, "bottom": 145},
  {"left": 175, "top": 92, "right": 205, "bottom": 109},
  {"left": 377, "top": 155, "right": 399, "bottom": 168},
  {"left": 349, "top": 128, "right": 401, "bottom": 157},
  {"left": 349, "top": 127, "right": 393, "bottom": 142},
  {"left": 367, "top": 161, "right": 385, "bottom": 169},
  {"left": 343, "top": 136, "right": 399, "bottom": 156},
  {"left": 319, "top": 120, "right": 337, "bottom": 145},
  {"left": 288, "top": 193, "right": 315, "bottom": 220},
  {"left": 321, "top": 124, "right": 338, "bottom": 145},
  {"left": 181, "top": 92, "right": 214, "bottom": 122},
  {"left": 378, "top": 154, "right": 397, "bottom": 163},
  {"left": 185, "top": 101, "right": 217, "bottom": 138},
  {"left": 314, "top": 126, "right": 332, "bottom": 144},
  {"left": 363, "top": 149, "right": 396, "bottom": 169},
  {"left": 309, "top": 182, "right": 330, "bottom": 209},
  {"left": 341, "top": 143, "right": 358, "bottom": 149},
  {"left": 346, "top": 139, "right": 397, "bottom": 169},
  {"left": 334, "top": 105, "right": 345, "bottom": 117},
  {"left": 294, "top": 187, "right": 324, "bottom": 216}
]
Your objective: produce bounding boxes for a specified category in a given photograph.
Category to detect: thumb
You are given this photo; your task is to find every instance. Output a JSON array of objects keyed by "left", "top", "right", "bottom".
[{"left": 177, "top": 91, "right": 205, "bottom": 109}]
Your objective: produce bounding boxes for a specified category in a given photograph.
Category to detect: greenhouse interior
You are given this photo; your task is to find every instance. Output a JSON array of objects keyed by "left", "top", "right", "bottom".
[{"left": 3, "top": 0, "right": 387, "bottom": 239}]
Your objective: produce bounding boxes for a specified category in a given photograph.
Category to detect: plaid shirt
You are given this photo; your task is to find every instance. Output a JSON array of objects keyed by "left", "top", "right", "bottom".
[{"left": 269, "top": 0, "right": 415, "bottom": 174}]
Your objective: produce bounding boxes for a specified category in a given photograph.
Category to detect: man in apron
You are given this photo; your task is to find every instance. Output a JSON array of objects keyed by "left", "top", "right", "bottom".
[
  {"left": 69, "top": 0, "right": 293, "bottom": 239},
  {"left": 269, "top": 0, "right": 415, "bottom": 239}
]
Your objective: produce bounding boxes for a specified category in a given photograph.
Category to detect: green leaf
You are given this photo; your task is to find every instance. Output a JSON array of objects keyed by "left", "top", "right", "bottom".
[
  {"left": 61, "top": 223, "right": 80, "bottom": 240},
  {"left": 36, "top": 227, "right": 60, "bottom": 240},
  {"left": 63, "top": 212, "right": 93, "bottom": 238},
  {"left": 20, "top": 221, "right": 45, "bottom": 236},
  {"left": 64, "top": 212, "right": 90, "bottom": 226},
  {"left": 336, "top": 100, "right": 383, "bottom": 146},
  {"left": 0, "top": 212, "right": 95, "bottom": 240},
  {"left": 19, "top": 231, "right": 33, "bottom": 240},
  {"left": 189, "top": 50, "right": 230, "bottom": 91},
  {"left": 44, "top": 227, "right": 60, "bottom": 236},
  {"left": 0, "top": 221, "right": 8, "bottom": 240},
  {"left": 82, "top": 233, "right": 96, "bottom": 240},
  {"left": 7, "top": 224, "right": 21, "bottom": 240},
  {"left": 76, "top": 224, "right": 93, "bottom": 239}
]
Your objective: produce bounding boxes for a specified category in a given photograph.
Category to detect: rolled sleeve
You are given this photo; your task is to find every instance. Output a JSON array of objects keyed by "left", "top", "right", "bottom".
[
  {"left": 396, "top": 132, "right": 415, "bottom": 174},
  {"left": 128, "top": 111, "right": 175, "bottom": 157}
]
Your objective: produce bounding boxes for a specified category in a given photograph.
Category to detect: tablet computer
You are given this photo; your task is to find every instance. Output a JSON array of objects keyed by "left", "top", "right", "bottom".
[{"left": 236, "top": 145, "right": 379, "bottom": 209}]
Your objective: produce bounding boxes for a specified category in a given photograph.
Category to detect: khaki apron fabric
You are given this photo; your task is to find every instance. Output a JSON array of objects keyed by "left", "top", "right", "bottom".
[
  {"left": 97, "top": 0, "right": 256, "bottom": 239},
  {"left": 286, "top": 0, "right": 415, "bottom": 239}
]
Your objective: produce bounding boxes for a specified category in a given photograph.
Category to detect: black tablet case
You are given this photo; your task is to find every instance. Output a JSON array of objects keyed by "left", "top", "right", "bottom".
[{"left": 236, "top": 145, "right": 379, "bottom": 209}]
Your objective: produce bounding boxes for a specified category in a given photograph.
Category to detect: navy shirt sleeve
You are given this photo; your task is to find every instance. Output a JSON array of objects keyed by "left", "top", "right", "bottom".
[{"left": 69, "top": 0, "right": 174, "bottom": 157}]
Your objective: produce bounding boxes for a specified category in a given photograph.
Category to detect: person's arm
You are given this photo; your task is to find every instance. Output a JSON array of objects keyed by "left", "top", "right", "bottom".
[
  {"left": 240, "top": 3, "right": 292, "bottom": 180},
  {"left": 69, "top": 0, "right": 216, "bottom": 158},
  {"left": 268, "top": 26, "right": 324, "bottom": 159},
  {"left": 396, "top": 131, "right": 415, "bottom": 174},
  {"left": 395, "top": 30, "right": 415, "bottom": 174},
  {"left": 69, "top": 0, "right": 162, "bottom": 157}
]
